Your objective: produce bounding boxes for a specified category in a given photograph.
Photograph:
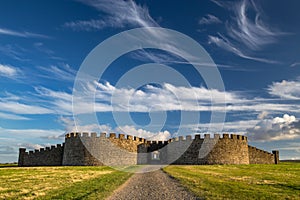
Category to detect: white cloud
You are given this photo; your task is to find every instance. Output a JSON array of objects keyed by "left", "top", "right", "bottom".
[
  {"left": 0, "top": 112, "right": 30, "bottom": 120},
  {"left": 208, "top": 34, "right": 277, "bottom": 64},
  {"left": 36, "top": 63, "right": 76, "bottom": 82},
  {"left": 64, "top": 0, "right": 158, "bottom": 31},
  {"left": 210, "top": 0, "right": 231, "bottom": 8},
  {"left": 0, "top": 44, "right": 30, "bottom": 61},
  {"left": 0, "top": 127, "right": 64, "bottom": 139},
  {"left": 277, "top": 143, "right": 300, "bottom": 153},
  {"left": 64, "top": 19, "right": 106, "bottom": 31},
  {"left": 227, "top": 0, "right": 279, "bottom": 50},
  {"left": 268, "top": 79, "right": 300, "bottom": 100},
  {"left": 0, "top": 64, "right": 19, "bottom": 77},
  {"left": 209, "top": 0, "right": 283, "bottom": 63},
  {"left": 93, "top": 81, "right": 232, "bottom": 112},
  {"left": 59, "top": 117, "right": 170, "bottom": 141},
  {"left": 199, "top": 14, "right": 222, "bottom": 25},
  {"left": 18, "top": 143, "right": 44, "bottom": 150},
  {"left": 258, "top": 111, "right": 269, "bottom": 120},
  {"left": 30, "top": 81, "right": 300, "bottom": 116},
  {"left": 59, "top": 116, "right": 112, "bottom": 133},
  {"left": 246, "top": 114, "right": 300, "bottom": 141},
  {"left": 189, "top": 119, "right": 259, "bottom": 134},
  {"left": 0, "top": 100, "right": 53, "bottom": 115},
  {"left": 115, "top": 125, "right": 171, "bottom": 141},
  {"left": 130, "top": 49, "right": 186, "bottom": 65},
  {"left": 0, "top": 27, "right": 49, "bottom": 39},
  {"left": 290, "top": 62, "right": 300, "bottom": 67},
  {"left": 0, "top": 126, "right": 65, "bottom": 162}
]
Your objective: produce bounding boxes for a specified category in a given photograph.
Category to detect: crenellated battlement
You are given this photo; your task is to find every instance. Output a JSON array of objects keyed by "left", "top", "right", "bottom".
[
  {"left": 18, "top": 143, "right": 64, "bottom": 166},
  {"left": 64, "top": 132, "right": 248, "bottom": 145},
  {"left": 18, "top": 132, "right": 277, "bottom": 166},
  {"left": 166, "top": 133, "right": 247, "bottom": 143},
  {"left": 21, "top": 143, "right": 64, "bottom": 155},
  {"left": 65, "top": 132, "right": 148, "bottom": 143}
]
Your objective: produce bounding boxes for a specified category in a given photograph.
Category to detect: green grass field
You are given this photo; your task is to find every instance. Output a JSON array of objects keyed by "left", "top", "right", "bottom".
[
  {"left": 0, "top": 166, "right": 132, "bottom": 200},
  {"left": 1, "top": 163, "right": 299, "bottom": 199},
  {"left": 164, "top": 162, "right": 300, "bottom": 200}
]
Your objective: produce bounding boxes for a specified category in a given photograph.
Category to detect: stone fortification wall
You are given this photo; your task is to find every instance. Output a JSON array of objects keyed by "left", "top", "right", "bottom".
[
  {"left": 164, "top": 134, "right": 249, "bottom": 165},
  {"left": 18, "top": 132, "right": 279, "bottom": 166},
  {"left": 18, "top": 144, "right": 64, "bottom": 166},
  {"left": 204, "top": 134, "right": 249, "bottom": 164},
  {"left": 248, "top": 145, "right": 275, "bottom": 164},
  {"left": 62, "top": 132, "right": 145, "bottom": 166}
]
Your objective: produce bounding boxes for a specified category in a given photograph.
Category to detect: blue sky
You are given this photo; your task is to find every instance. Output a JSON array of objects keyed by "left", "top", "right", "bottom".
[{"left": 0, "top": 0, "right": 300, "bottom": 162}]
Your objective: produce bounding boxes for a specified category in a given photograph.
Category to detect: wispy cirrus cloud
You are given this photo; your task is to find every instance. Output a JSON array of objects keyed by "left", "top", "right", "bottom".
[
  {"left": 290, "top": 62, "right": 300, "bottom": 67},
  {"left": 64, "top": 0, "right": 158, "bottom": 31},
  {"left": 0, "top": 100, "right": 53, "bottom": 115},
  {"left": 64, "top": 19, "right": 106, "bottom": 31},
  {"left": 36, "top": 63, "right": 77, "bottom": 82},
  {"left": 0, "top": 27, "right": 49, "bottom": 39},
  {"left": 0, "top": 112, "right": 30, "bottom": 120},
  {"left": 199, "top": 14, "right": 222, "bottom": 25},
  {"left": 0, "top": 64, "right": 20, "bottom": 77},
  {"left": 0, "top": 44, "right": 29, "bottom": 61},
  {"left": 226, "top": 0, "right": 279, "bottom": 50},
  {"left": 209, "top": 0, "right": 283, "bottom": 63},
  {"left": 208, "top": 34, "right": 278, "bottom": 64}
]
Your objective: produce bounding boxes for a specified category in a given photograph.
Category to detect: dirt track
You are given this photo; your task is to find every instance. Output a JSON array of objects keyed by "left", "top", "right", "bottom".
[{"left": 106, "top": 167, "right": 200, "bottom": 200}]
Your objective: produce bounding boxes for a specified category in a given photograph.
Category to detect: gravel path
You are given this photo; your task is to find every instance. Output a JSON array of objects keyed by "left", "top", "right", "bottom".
[{"left": 106, "top": 166, "right": 200, "bottom": 200}]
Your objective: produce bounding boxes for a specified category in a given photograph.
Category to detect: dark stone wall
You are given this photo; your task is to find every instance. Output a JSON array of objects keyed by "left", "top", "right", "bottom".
[
  {"left": 272, "top": 150, "right": 280, "bottom": 164},
  {"left": 18, "top": 144, "right": 64, "bottom": 166},
  {"left": 248, "top": 145, "right": 275, "bottom": 164}
]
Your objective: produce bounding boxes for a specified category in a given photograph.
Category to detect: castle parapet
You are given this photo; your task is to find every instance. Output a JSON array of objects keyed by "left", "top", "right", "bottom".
[
  {"left": 214, "top": 134, "right": 220, "bottom": 139},
  {"left": 109, "top": 133, "right": 116, "bottom": 139},
  {"left": 100, "top": 132, "right": 106, "bottom": 138},
  {"left": 82, "top": 132, "right": 89, "bottom": 137},
  {"left": 186, "top": 135, "right": 192, "bottom": 140},
  {"left": 195, "top": 134, "right": 201, "bottom": 140},
  {"left": 119, "top": 134, "right": 125, "bottom": 139}
]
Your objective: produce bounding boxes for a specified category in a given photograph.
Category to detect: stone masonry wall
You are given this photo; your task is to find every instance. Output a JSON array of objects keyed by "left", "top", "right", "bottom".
[
  {"left": 205, "top": 134, "right": 249, "bottom": 164},
  {"left": 166, "top": 134, "right": 249, "bottom": 165},
  {"left": 62, "top": 132, "right": 145, "bottom": 166},
  {"left": 18, "top": 132, "right": 278, "bottom": 166},
  {"left": 18, "top": 144, "right": 64, "bottom": 166},
  {"left": 248, "top": 145, "right": 275, "bottom": 164}
]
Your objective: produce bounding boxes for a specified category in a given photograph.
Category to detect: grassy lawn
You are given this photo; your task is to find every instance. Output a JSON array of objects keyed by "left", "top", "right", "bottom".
[
  {"left": 164, "top": 162, "right": 300, "bottom": 200},
  {"left": 0, "top": 166, "right": 132, "bottom": 200}
]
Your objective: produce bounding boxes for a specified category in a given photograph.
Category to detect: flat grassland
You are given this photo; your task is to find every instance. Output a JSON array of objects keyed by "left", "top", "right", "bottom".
[
  {"left": 1, "top": 163, "right": 299, "bottom": 199},
  {"left": 0, "top": 166, "right": 132, "bottom": 200},
  {"left": 164, "top": 162, "right": 300, "bottom": 200}
]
